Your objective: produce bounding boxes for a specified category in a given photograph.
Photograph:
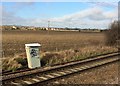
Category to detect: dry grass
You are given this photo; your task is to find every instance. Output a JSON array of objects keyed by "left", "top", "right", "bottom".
[
  {"left": 2, "top": 45, "right": 117, "bottom": 71},
  {"left": 41, "top": 45, "right": 117, "bottom": 66},
  {"left": 3, "top": 30, "right": 105, "bottom": 57},
  {"left": 2, "top": 30, "right": 118, "bottom": 71}
]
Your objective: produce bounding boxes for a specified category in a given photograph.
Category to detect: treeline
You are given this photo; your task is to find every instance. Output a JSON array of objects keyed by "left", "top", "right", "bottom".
[
  {"left": 1, "top": 25, "right": 43, "bottom": 31},
  {"left": 1, "top": 25, "right": 105, "bottom": 32}
]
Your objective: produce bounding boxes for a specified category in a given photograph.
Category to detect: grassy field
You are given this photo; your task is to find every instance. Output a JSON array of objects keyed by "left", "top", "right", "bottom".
[
  {"left": 3, "top": 30, "right": 105, "bottom": 57},
  {"left": 2, "top": 30, "right": 117, "bottom": 71}
]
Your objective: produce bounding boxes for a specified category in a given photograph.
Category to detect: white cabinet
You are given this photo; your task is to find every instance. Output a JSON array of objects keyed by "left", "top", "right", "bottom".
[{"left": 25, "top": 43, "right": 41, "bottom": 69}]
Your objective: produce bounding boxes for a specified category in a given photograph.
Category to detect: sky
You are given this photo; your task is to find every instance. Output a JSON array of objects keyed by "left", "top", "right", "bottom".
[{"left": 1, "top": 0, "right": 119, "bottom": 29}]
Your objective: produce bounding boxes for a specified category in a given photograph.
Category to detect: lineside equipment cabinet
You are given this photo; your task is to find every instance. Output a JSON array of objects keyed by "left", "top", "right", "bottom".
[{"left": 25, "top": 43, "right": 41, "bottom": 69}]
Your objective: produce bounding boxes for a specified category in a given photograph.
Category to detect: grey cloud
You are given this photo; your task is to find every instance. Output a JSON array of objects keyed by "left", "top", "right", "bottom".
[
  {"left": 87, "top": 13, "right": 107, "bottom": 21},
  {"left": 13, "top": 2, "right": 35, "bottom": 8},
  {"left": 2, "top": 6, "right": 117, "bottom": 29},
  {"left": 89, "top": 2, "right": 118, "bottom": 8},
  {"left": 2, "top": 8, "right": 28, "bottom": 25},
  {"left": 51, "top": 7, "right": 116, "bottom": 22},
  {"left": 7, "top": 2, "right": 35, "bottom": 13},
  {"left": 49, "top": 7, "right": 117, "bottom": 28},
  {"left": 1, "top": 2, "right": 36, "bottom": 24}
]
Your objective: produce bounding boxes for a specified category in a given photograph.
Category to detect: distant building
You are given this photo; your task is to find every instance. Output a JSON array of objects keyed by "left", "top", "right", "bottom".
[{"left": 12, "top": 26, "right": 17, "bottom": 30}]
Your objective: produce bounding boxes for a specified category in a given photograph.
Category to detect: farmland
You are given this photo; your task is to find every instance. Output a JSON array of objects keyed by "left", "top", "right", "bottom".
[
  {"left": 2, "top": 30, "right": 117, "bottom": 71},
  {"left": 3, "top": 30, "right": 105, "bottom": 57}
]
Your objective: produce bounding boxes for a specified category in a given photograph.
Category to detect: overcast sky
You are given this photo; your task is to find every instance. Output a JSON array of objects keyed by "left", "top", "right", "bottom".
[{"left": 1, "top": 0, "right": 119, "bottom": 29}]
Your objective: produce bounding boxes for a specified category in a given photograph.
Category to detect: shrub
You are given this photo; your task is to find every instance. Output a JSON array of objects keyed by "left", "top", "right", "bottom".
[
  {"left": 41, "top": 52, "right": 64, "bottom": 66},
  {"left": 15, "top": 58, "right": 27, "bottom": 67},
  {"left": 105, "top": 21, "right": 119, "bottom": 46}
]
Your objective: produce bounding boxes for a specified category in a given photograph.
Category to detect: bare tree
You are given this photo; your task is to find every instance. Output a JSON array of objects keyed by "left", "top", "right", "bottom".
[{"left": 105, "top": 21, "right": 119, "bottom": 46}]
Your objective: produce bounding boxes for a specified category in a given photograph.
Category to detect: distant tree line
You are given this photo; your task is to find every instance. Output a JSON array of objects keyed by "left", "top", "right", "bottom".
[{"left": 1, "top": 25, "right": 108, "bottom": 32}]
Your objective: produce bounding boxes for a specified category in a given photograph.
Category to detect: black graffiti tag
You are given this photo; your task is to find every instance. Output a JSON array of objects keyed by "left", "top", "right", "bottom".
[{"left": 30, "top": 49, "right": 37, "bottom": 57}]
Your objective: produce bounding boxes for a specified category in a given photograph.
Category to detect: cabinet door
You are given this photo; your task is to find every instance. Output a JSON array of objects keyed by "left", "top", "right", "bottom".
[{"left": 29, "top": 47, "right": 41, "bottom": 68}]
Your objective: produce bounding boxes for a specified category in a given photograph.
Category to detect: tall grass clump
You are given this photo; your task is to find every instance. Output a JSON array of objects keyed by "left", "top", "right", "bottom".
[
  {"left": 41, "top": 46, "right": 117, "bottom": 66},
  {"left": 105, "top": 21, "right": 119, "bottom": 46},
  {"left": 2, "top": 53, "right": 27, "bottom": 71},
  {"left": 2, "top": 45, "right": 117, "bottom": 71}
]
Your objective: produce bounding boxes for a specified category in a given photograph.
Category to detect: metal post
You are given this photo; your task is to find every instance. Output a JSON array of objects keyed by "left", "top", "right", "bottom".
[{"left": 48, "top": 21, "right": 50, "bottom": 35}]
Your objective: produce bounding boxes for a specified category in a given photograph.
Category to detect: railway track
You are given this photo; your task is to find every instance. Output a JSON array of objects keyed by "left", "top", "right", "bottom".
[
  {"left": 2, "top": 52, "right": 120, "bottom": 86},
  {"left": 2, "top": 51, "right": 118, "bottom": 75}
]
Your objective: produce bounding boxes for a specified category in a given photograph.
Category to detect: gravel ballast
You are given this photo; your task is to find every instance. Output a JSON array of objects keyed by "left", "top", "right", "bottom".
[{"left": 43, "top": 61, "right": 119, "bottom": 85}]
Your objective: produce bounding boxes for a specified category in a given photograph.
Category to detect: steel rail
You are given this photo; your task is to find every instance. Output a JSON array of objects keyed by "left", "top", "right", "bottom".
[{"left": 2, "top": 51, "right": 119, "bottom": 75}]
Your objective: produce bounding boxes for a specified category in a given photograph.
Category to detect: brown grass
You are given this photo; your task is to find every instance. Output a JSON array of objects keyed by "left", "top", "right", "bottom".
[
  {"left": 2, "top": 30, "right": 118, "bottom": 71},
  {"left": 41, "top": 45, "right": 117, "bottom": 66},
  {"left": 2, "top": 45, "right": 117, "bottom": 71},
  {"left": 3, "top": 30, "right": 105, "bottom": 57}
]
